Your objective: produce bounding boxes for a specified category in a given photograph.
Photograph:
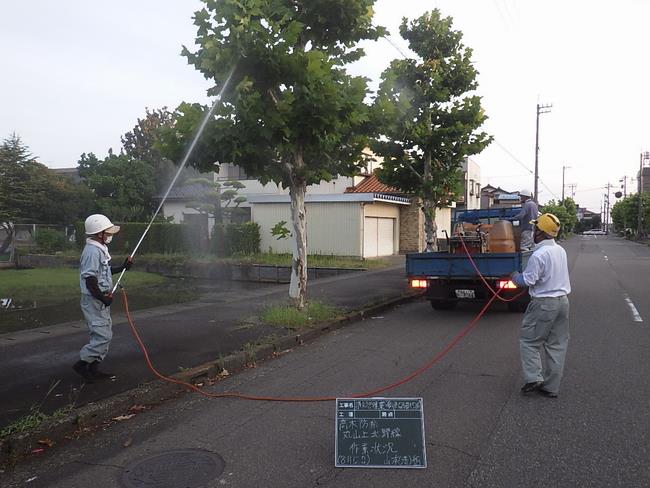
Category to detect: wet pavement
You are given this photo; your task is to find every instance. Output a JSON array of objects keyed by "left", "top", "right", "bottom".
[{"left": 0, "top": 264, "right": 409, "bottom": 430}]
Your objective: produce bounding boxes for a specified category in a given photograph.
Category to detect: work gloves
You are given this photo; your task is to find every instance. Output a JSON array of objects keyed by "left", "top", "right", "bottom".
[
  {"left": 110, "top": 257, "right": 134, "bottom": 274},
  {"left": 85, "top": 276, "right": 113, "bottom": 307}
]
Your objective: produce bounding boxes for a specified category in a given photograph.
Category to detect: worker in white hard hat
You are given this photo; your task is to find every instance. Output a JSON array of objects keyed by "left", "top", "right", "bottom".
[
  {"left": 73, "top": 214, "right": 133, "bottom": 382},
  {"left": 510, "top": 213, "right": 571, "bottom": 398},
  {"left": 510, "top": 189, "right": 539, "bottom": 251}
]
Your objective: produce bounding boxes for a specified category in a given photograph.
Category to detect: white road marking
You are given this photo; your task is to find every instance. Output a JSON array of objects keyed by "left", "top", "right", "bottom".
[
  {"left": 604, "top": 256, "right": 608, "bottom": 260},
  {"left": 623, "top": 294, "right": 643, "bottom": 322}
]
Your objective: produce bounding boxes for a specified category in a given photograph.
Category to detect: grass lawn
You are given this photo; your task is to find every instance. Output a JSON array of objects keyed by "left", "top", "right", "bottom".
[
  {"left": 1, "top": 268, "right": 166, "bottom": 301},
  {"left": 261, "top": 302, "right": 341, "bottom": 329}
]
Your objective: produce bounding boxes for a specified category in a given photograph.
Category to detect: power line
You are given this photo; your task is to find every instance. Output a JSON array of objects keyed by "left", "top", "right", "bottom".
[{"left": 380, "top": 35, "right": 562, "bottom": 200}]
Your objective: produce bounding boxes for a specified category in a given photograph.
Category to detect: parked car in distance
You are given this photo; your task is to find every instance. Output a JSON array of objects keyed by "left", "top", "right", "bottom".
[{"left": 583, "top": 229, "right": 607, "bottom": 235}]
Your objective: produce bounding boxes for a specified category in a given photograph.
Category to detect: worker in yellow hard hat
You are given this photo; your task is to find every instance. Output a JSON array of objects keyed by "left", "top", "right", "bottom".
[{"left": 510, "top": 213, "right": 571, "bottom": 398}]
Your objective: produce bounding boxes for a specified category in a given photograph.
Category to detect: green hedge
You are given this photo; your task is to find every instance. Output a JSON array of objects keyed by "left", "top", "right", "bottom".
[
  {"left": 224, "top": 222, "right": 260, "bottom": 256},
  {"left": 34, "top": 228, "right": 70, "bottom": 253},
  {"left": 76, "top": 222, "right": 206, "bottom": 254}
]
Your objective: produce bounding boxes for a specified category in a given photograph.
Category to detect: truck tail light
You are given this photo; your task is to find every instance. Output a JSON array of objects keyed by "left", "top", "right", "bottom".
[
  {"left": 410, "top": 279, "right": 428, "bottom": 289},
  {"left": 497, "top": 280, "right": 517, "bottom": 289}
]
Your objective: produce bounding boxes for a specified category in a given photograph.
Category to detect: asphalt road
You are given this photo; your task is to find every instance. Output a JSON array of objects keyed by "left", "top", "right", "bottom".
[
  {"left": 0, "top": 264, "right": 411, "bottom": 429},
  {"left": 3, "top": 236, "right": 649, "bottom": 487}
]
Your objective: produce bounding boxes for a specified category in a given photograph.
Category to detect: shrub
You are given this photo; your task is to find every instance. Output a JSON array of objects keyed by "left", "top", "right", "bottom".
[
  {"left": 225, "top": 222, "right": 260, "bottom": 256},
  {"left": 35, "top": 228, "right": 69, "bottom": 253},
  {"left": 75, "top": 221, "right": 204, "bottom": 254}
]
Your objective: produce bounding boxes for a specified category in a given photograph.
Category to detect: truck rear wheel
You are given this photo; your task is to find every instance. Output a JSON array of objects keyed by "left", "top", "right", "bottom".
[{"left": 430, "top": 300, "right": 457, "bottom": 310}]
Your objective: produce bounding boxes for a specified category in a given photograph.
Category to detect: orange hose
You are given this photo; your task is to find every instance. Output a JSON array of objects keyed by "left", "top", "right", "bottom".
[
  {"left": 121, "top": 287, "right": 501, "bottom": 402},
  {"left": 457, "top": 233, "right": 528, "bottom": 302}
]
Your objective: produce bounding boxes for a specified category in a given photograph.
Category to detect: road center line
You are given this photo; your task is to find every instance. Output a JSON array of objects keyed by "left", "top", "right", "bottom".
[{"left": 623, "top": 294, "right": 643, "bottom": 322}]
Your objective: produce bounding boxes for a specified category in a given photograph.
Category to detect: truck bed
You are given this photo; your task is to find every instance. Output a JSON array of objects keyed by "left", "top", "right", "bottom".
[{"left": 406, "top": 251, "right": 528, "bottom": 279}]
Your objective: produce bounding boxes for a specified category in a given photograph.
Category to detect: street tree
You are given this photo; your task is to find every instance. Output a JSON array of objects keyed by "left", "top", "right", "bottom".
[
  {"left": 372, "top": 10, "right": 491, "bottom": 251},
  {"left": 78, "top": 151, "right": 155, "bottom": 222},
  {"left": 540, "top": 198, "right": 578, "bottom": 238},
  {"left": 0, "top": 134, "right": 94, "bottom": 226},
  {"left": 121, "top": 107, "right": 178, "bottom": 195},
  {"left": 0, "top": 133, "right": 38, "bottom": 224},
  {"left": 163, "top": 0, "right": 385, "bottom": 308},
  {"left": 611, "top": 194, "right": 650, "bottom": 235}
]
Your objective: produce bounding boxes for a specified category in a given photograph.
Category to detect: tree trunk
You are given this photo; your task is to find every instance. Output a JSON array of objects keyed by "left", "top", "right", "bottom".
[
  {"left": 423, "top": 150, "right": 438, "bottom": 252},
  {"left": 422, "top": 200, "right": 438, "bottom": 252},
  {"left": 288, "top": 154, "right": 308, "bottom": 310}
]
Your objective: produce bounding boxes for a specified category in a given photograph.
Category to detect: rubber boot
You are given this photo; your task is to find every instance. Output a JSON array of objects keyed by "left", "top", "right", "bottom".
[
  {"left": 89, "top": 361, "right": 115, "bottom": 381},
  {"left": 72, "top": 360, "right": 95, "bottom": 382}
]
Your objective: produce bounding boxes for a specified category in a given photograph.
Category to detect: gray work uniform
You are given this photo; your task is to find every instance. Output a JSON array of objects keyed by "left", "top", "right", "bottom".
[
  {"left": 518, "top": 239, "right": 571, "bottom": 394},
  {"left": 79, "top": 242, "right": 113, "bottom": 363},
  {"left": 513, "top": 200, "right": 539, "bottom": 251}
]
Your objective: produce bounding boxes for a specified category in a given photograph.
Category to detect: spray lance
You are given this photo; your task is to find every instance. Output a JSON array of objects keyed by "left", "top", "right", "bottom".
[{"left": 111, "top": 65, "right": 237, "bottom": 295}]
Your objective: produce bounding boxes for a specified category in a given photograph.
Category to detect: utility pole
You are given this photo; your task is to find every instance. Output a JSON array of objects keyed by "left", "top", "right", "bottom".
[
  {"left": 620, "top": 176, "right": 627, "bottom": 197},
  {"left": 567, "top": 184, "right": 577, "bottom": 199},
  {"left": 534, "top": 102, "right": 552, "bottom": 202},
  {"left": 638, "top": 152, "right": 650, "bottom": 240},
  {"left": 605, "top": 183, "right": 612, "bottom": 234},
  {"left": 562, "top": 164, "right": 570, "bottom": 201}
]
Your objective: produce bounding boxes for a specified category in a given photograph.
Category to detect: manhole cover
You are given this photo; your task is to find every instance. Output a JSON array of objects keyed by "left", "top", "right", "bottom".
[{"left": 121, "top": 449, "right": 225, "bottom": 488}]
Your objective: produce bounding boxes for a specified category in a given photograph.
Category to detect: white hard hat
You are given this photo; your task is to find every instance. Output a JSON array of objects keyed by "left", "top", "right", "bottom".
[
  {"left": 84, "top": 214, "right": 120, "bottom": 235},
  {"left": 519, "top": 189, "right": 532, "bottom": 197}
]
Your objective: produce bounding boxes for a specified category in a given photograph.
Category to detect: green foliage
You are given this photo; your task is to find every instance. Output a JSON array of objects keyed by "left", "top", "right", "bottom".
[
  {"left": 371, "top": 10, "right": 491, "bottom": 248},
  {"left": 540, "top": 198, "right": 578, "bottom": 238},
  {"left": 0, "top": 134, "right": 95, "bottom": 225},
  {"left": 0, "top": 404, "right": 73, "bottom": 439},
  {"left": 372, "top": 10, "right": 491, "bottom": 195},
  {"left": 77, "top": 151, "right": 156, "bottom": 222},
  {"left": 611, "top": 193, "right": 650, "bottom": 234},
  {"left": 75, "top": 222, "right": 203, "bottom": 255},
  {"left": 261, "top": 301, "right": 340, "bottom": 329},
  {"left": 184, "top": 177, "right": 247, "bottom": 226},
  {"left": 1, "top": 268, "right": 165, "bottom": 302},
  {"left": 162, "top": 0, "right": 385, "bottom": 186},
  {"left": 271, "top": 220, "right": 292, "bottom": 240},
  {"left": 161, "top": 0, "right": 386, "bottom": 307},
  {"left": 34, "top": 228, "right": 70, "bottom": 254},
  {"left": 224, "top": 222, "right": 261, "bottom": 256}
]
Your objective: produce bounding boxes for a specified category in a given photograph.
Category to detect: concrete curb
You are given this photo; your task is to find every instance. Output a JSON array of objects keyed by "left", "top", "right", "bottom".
[{"left": 0, "top": 291, "right": 423, "bottom": 467}]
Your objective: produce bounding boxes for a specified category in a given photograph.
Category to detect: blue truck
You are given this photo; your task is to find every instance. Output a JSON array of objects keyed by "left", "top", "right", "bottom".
[{"left": 406, "top": 207, "right": 531, "bottom": 312}]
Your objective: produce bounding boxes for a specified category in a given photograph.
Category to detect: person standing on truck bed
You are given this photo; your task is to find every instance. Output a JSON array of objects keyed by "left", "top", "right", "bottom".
[
  {"left": 510, "top": 213, "right": 571, "bottom": 398},
  {"left": 511, "top": 189, "right": 539, "bottom": 251}
]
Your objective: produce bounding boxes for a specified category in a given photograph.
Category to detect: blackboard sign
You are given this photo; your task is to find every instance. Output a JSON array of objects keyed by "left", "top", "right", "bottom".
[{"left": 335, "top": 397, "right": 426, "bottom": 469}]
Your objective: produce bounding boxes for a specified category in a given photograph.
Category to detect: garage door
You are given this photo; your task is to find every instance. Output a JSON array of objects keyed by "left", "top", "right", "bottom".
[{"left": 364, "top": 217, "right": 394, "bottom": 257}]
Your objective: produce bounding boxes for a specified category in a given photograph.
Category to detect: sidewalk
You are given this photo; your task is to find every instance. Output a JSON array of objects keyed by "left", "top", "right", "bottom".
[{"left": 0, "top": 260, "right": 412, "bottom": 432}]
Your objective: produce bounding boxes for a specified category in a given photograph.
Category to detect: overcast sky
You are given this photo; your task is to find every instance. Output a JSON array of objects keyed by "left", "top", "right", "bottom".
[{"left": 2, "top": 0, "right": 649, "bottom": 212}]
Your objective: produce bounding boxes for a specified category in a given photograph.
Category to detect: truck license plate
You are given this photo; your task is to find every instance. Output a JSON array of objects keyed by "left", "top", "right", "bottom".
[{"left": 455, "top": 289, "right": 475, "bottom": 299}]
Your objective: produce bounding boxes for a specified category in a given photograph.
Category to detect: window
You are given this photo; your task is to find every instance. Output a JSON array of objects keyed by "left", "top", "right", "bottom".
[{"left": 218, "top": 164, "right": 250, "bottom": 180}]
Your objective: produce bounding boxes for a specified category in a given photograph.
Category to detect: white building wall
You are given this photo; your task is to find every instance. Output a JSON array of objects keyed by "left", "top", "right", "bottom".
[
  {"left": 253, "top": 202, "right": 363, "bottom": 257},
  {"left": 436, "top": 207, "right": 453, "bottom": 237},
  {"left": 461, "top": 157, "right": 482, "bottom": 209}
]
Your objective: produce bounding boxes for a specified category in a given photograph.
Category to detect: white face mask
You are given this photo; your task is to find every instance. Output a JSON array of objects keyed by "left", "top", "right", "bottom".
[{"left": 104, "top": 235, "right": 113, "bottom": 244}]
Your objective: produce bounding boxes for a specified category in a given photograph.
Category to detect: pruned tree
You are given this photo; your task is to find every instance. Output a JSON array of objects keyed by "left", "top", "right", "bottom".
[
  {"left": 121, "top": 107, "right": 178, "bottom": 195},
  {"left": 372, "top": 10, "right": 491, "bottom": 251},
  {"left": 163, "top": 0, "right": 385, "bottom": 308},
  {"left": 184, "top": 178, "right": 247, "bottom": 226}
]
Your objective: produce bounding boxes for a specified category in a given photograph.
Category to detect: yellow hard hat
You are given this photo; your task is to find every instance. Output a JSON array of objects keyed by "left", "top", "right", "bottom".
[{"left": 531, "top": 213, "right": 560, "bottom": 237}]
